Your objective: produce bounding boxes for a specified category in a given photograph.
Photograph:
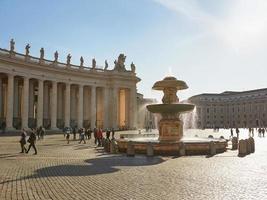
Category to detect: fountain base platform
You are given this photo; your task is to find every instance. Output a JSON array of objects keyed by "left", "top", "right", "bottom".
[{"left": 117, "top": 135, "right": 227, "bottom": 156}]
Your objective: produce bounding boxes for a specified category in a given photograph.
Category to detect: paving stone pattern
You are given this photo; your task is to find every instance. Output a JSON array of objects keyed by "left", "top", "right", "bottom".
[{"left": 0, "top": 132, "right": 267, "bottom": 200}]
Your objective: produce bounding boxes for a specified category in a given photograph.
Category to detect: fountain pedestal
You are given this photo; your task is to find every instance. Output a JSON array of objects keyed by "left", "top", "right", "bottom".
[{"left": 159, "top": 119, "right": 183, "bottom": 141}]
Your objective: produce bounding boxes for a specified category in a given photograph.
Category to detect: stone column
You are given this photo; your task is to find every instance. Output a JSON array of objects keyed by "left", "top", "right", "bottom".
[
  {"left": 21, "top": 77, "right": 29, "bottom": 129},
  {"left": 77, "top": 85, "right": 84, "bottom": 128},
  {"left": 90, "top": 86, "right": 96, "bottom": 129},
  {"left": 13, "top": 78, "right": 19, "bottom": 118},
  {"left": 104, "top": 87, "right": 109, "bottom": 129},
  {"left": 51, "top": 81, "right": 58, "bottom": 130},
  {"left": 64, "top": 83, "right": 71, "bottom": 127},
  {"left": 28, "top": 81, "right": 34, "bottom": 118},
  {"left": 37, "top": 79, "right": 44, "bottom": 127},
  {"left": 0, "top": 77, "right": 2, "bottom": 118},
  {"left": 6, "top": 74, "right": 14, "bottom": 130},
  {"left": 112, "top": 87, "right": 118, "bottom": 129},
  {"left": 130, "top": 87, "right": 137, "bottom": 129}
]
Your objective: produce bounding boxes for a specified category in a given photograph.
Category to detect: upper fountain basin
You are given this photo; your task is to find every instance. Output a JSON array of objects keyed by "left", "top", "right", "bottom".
[
  {"left": 146, "top": 103, "right": 195, "bottom": 114},
  {"left": 152, "top": 76, "right": 188, "bottom": 91}
]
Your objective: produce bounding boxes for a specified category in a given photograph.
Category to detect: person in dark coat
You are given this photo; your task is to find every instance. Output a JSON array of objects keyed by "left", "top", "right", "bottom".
[
  {"left": 93, "top": 128, "right": 98, "bottom": 145},
  {"left": 19, "top": 129, "right": 27, "bottom": 153},
  {"left": 26, "top": 129, "right": 37, "bottom": 155}
]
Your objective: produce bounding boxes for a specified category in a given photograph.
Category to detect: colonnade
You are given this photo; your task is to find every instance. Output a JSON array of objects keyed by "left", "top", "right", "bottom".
[{"left": 0, "top": 73, "right": 136, "bottom": 131}]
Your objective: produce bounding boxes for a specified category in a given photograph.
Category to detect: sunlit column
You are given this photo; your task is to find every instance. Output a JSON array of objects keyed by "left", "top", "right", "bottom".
[
  {"left": 90, "top": 86, "right": 96, "bottom": 129},
  {"left": 130, "top": 87, "right": 137, "bottom": 129},
  {"left": 6, "top": 74, "right": 14, "bottom": 130},
  {"left": 28, "top": 80, "right": 34, "bottom": 118},
  {"left": 112, "top": 87, "right": 118, "bottom": 129},
  {"left": 77, "top": 85, "right": 84, "bottom": 128},
  {"left": 51, "top": 81, "right": 58, "bottom": 129},
  {"left": 37, "top": 79, "right": 44, "bottom": 127},
  {"left": 103, "top": 87, "right": 109, "bottom": 129},
  {"left": 64, "top": 83, "right": 70, "bottom": 127},
  {"left": 0, "top": 77, "right": 2, "bottom": 118},
  {"left": 21, "top": 77, "right": 29, "bottom": 129}
]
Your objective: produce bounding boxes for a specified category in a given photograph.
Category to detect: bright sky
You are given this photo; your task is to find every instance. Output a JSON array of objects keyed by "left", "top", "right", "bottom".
[{"left": 1, "top": 0, "right": 267, "bottom": 101}]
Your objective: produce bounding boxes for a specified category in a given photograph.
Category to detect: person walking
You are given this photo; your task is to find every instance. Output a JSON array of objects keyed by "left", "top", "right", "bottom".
[
  {"left": 66, "top": 128, "right": 70, "bottom": 144},
  {"left": 93, "top": 128, "right": 98, "bottom": 145},
  {"left": 97, "top": 128, "right": 103, "bottom": 147},
  {"left": 79, "top": 128, "right": 86, "bottom": 144},
  {"left": 73, "top": 127, "right": 77, "bottom": 140},
  {"left": 40, "top": 126, "right": 45, "bottom": 140},
  {"left": 87, "top": 128, "right": 92, "bottom": 140},
  {"left": 106, "top": 128, "right": 110, "bottom": 139},
  {"left": 19, "top": 129, "right": 27, "bottom": 153},
  {"left": 26, "top": 129, "right": 37, "bottom": 155}
]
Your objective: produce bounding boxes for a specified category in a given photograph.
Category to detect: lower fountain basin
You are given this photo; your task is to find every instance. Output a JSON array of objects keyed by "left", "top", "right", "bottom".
[
  {"left": 117, "top": 134, "right": 227, "bottom": 156},
  {"left": 147, "top": 103, "right": 195, "bottom": 114}
]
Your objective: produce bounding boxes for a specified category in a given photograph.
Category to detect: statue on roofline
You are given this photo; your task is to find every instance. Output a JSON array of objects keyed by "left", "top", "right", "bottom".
[
  {"left": 114, "top": 53, "right": 126, "bottom": 71},
  {"left": 80, "top": 56, "right": 84, "bottom": 67},
  {"left": 25, "top": 44, "right": 31, "bottom": 56},
  {"left": 92, "top": 58, "right": 96, "bottom": 68},
  {"left": 131, "top": 62, "right": 136, "bottom": 73},
  {"left": 40, "top": 48, "right": 44, "bottom": 59},
  {"left": 10, "top": 39, "right": 15, "bottom": 52},
  {"left": 67, "top": 54, "right": 71, "bottom": 65},
  {"left": 104, "top": 60, "right": 108, "bottom": 70},
  {"left": 54, "top": 51, "right": 58, "bottom": 62}
]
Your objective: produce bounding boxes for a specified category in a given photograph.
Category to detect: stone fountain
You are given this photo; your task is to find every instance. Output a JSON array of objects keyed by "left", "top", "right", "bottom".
[
  {"left": 116, "top": 76, "right": 227, "bottom": 155},
  {"left": 146, "top": 76, "right": 194, "bottom": 141}
]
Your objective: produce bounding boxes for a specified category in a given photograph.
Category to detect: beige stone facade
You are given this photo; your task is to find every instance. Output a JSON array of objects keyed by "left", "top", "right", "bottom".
[
  {"left": 0, "top": 41, "right": 140, "bottom": 131},
  {"left": 188, "top": 89, "right": 267, "bottom": 129}
]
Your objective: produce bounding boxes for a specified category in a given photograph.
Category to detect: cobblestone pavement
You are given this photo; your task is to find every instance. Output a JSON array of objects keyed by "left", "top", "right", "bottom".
[{"left": 0, "top": 130, "right": 267, "bottom": 200}]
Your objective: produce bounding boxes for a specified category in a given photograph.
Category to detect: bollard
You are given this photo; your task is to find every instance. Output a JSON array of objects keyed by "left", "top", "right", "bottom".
[
  {"left": 104, "top": 139, "right": 111, "bottom": 152},
  {"left": 209, "top": 141, "right": 216, "bottom": 156},
  {"left": 146, "top": 143, "right": 154, "bottom": 157},
  {"left": 179, "top": 142, "right": 186, "bottom": 156},
  {"left": 250, "top": 137, "right": 255, "bottom": 153},
  {"left": 110, "top": 140, "right": 118, "bottom": 154},
  {"left": 238, "top": 139, "right": 247, "bottom": 156},
  {"left": 246, "top": 139, "right": 251, "bottom": 154},
  {"left": 232, "top": 137, "right": 238, "bottom": 150},
  {"left": 127, "top": 141, "right": 135, "bottom": 157}
]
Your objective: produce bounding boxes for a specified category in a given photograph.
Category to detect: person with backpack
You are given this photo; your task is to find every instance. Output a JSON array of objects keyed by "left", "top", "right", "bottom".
[{"left": 26, "top": 128, "right": 37, "bottom": 155}]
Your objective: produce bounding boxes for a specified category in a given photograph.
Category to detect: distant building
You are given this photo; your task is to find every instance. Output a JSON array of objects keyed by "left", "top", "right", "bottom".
[
  {"left": 188, "top": 89, "right": 267, "bottom": 129},
  {"left": 137, "top": 93, "right": 157, "bottom": 129}
]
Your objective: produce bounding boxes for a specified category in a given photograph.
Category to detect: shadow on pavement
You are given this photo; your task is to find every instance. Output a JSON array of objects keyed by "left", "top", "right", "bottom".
[{"left": 0, "top": 155, "right": 164, "bottom": 184}]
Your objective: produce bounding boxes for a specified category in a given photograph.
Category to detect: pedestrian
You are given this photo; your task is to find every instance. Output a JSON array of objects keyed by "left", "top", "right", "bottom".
[
  {"left": 26, "top": 129, "right": 37, "bottom": 155},
  {"left": 66, "top": 128, "right": 70, "bottom": 144},
  {"left": 106, "top": 128, "right": 110, "bottom": 139},
  {"left": 111, "top": 128, "right": 115, "bottom": 140},
  {"left": 263, "top": 128, "right": 265, "bottom": 137},
  {"left": 19, "top": 129, "right": 27, "bottom": 153},
  {"left": 97, "top": 128, "right": 103, "bottom": 147},
  {"left": 93, "top": 128, "right": 98, "bottom": 145},
  {"left": 73, "top": 127, "right": 77, "bottom": 140},
  {"left": 79, "top": 128, "right": 86, "bottom": 144},
  {"left": 87, "top": 128, "right": 92, "bottom": 140},
  {"left": 236, "top": 128, "right": 239, "bottom": 139},
  {"left": 40, "top": 126, "right": 45, "bottom": 140},
  {"left": 230, "top": 128, "right": 233, "bottom": 139},
  {"left": 36, "top": 126, "right": 41, "bottom": 140}
]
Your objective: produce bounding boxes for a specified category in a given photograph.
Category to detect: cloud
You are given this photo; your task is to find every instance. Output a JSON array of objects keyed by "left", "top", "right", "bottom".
[{"left": 154, "top": 0, "right": 267, "bottom": 52}]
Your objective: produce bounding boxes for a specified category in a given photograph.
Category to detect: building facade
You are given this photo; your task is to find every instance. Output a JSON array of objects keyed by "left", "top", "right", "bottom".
[
  {"left": 188, "top": 89, "right": 267, "bottom": 129},
  {"left": 0, "top": 40, "right": 140, "bottom": 131}
]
